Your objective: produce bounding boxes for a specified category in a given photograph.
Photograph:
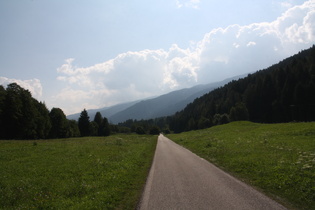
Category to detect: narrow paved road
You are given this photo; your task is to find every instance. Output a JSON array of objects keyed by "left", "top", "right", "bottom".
[{"left": 139, "top": 134, "right": 286, "bottom": 210}]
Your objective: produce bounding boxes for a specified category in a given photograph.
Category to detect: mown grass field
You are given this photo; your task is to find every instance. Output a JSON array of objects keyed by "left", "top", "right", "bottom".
[
  {"left": 0, "top": 134, "right": 157, "bottom": 209},
  {"left": 168, "top": 121, "right": 315, "bottom": 209}
]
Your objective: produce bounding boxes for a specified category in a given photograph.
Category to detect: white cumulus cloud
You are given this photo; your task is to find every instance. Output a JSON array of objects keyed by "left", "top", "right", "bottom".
[
  {"left": 55, "top": 46, "right": 200, "bottom": 114},
  {"left": 196, "top": 0, "right": 315, "bottom": 82}
]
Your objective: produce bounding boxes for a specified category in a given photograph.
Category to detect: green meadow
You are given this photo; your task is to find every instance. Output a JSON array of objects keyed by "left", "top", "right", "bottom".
[
  {"left": 168, "top": 121, "right": 315, "bottom": 209},
  {"left": 0, "top": 135, "right": 157, "bottom": 209}
]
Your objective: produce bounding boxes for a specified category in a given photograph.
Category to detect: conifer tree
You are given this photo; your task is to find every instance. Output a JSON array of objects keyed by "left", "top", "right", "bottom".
[
  {"left": 78, "top": 109, "right": 90, "bottom": 136},
  {"left": 93, "top": 112, "right": 103, "bottom": 136}
]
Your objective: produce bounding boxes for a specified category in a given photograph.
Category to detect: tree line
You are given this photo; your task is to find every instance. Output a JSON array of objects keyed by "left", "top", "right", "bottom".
[
  {"left": 117, "top": 118, "right": 170, "bottom": 135},
  {"left": 0, "top": 83, "right": 111, "bottom": 140}
]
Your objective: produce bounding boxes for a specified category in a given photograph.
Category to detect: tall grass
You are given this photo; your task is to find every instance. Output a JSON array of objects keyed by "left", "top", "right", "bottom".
[
  {"left": 168, "top": 121, "right": 315, "bottom": 209},
  {"left": 0, "top": 134, "right": 157, "bottom": 209}
]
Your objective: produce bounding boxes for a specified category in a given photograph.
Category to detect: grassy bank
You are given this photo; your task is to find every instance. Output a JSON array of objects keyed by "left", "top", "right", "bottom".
[
  {"left": 168, "top": 121, "right": 315, "bottom": 209},
  {"left": 0, "top": 134, "right": 157, "bottom": 209}
]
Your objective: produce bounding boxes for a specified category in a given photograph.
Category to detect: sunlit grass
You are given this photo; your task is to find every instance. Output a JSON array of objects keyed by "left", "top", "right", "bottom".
[
  {"left": 168, "top": 121, "right": 315, "bottom": 209},
  {"left": 0, "top": 135, "right": 157, "bottom": 209}
]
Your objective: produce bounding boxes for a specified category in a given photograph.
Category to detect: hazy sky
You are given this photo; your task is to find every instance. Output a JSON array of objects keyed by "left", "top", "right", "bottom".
[{"left": 1, "top": 0, "right": 314, "bottom": 115}]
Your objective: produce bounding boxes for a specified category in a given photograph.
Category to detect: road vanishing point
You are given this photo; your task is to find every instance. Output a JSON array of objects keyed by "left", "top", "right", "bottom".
[{"left": 138, "top": 134, "right": 286, "bottom": 210}]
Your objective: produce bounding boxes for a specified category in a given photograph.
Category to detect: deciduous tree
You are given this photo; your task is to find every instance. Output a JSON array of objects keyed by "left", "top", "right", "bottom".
[{"left": 49, "top": 108, "right": 68, "bottom": 138}]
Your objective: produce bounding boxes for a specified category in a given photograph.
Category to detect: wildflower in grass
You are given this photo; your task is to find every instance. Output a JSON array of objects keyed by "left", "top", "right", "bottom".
[{"left": 302, "top": 164, "right": 312, "bottom": 169}]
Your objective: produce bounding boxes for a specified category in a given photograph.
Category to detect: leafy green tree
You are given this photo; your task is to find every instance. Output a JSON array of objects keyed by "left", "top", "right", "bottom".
[
  {"left": 118, "top": 126, "right": 131, "bottom": 133},
  {"left": 2, "top": 83, "right": 43, "bottom": 139},
  {"left": 212, "top": 114, "right": 221, "bottom": 125},
  {"left": 0, "top": 83, "right": 81, "bottom": 139},
  {"left": 229, "top": 102, "right": 249, "bottom": 121},
  {"left": 89, "top": 121, "right": 99, "bottom": 136},
  {"left": 149, "top": 126, "right": 160, "bottom": 135},
  {"left": 36, "top": 102, "right": 52, "bottom": 139},
  {"left": 0, "top": 85, "right": 7, "bottom": 138},
  {"left": 198, "top": 117, "right": 212, "bottom": 129},
  {"left": 20, "top": 89, "right": 38, "bottom": 138},
  {"left": 163, "top": 128, "right": 171, "bottom": 134},
  {"left": 49, "top": 108, "right": 68, "bottom": 138},
  {"left": 78, "top": 109, "right": 90, "bottom": 136},
  {"left": 110, "top": 124, "right": 120, "bottom": 134},
  {"left": 136, "top": 126, "right": 145, "bottom": 135},
  {"left": 3, "top": 83, "right": 26, "bottom": 138},
  {"left": 220, "top": 114, "right": 230, "bottom": 125},
  {"left": 68, "top": 120, "right": 80, "bottom": 137},
  {"left": 213, "top": 114, "right": 230, "bottom": 125},
  {"left": 0, "top": 83, "right": 53, "bottom": 139}
]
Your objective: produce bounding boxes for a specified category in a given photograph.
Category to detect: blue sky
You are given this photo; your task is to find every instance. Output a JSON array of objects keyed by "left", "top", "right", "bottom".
[{"left": 0, "top": 0, "right": 314, "bottom": 115}]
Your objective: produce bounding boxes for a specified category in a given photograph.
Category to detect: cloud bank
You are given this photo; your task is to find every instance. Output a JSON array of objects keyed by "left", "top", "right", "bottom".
[
  {"left": 55, "top": 0, "right": 315, "bottom": 114},
  {"left": 0, "top": 77, "right": 43, "bottom": 99}
]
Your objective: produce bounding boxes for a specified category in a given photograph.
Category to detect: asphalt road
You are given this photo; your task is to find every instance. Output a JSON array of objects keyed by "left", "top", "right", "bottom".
[{"left": 138, "top": 134, "right": 286, "bottom": 210}]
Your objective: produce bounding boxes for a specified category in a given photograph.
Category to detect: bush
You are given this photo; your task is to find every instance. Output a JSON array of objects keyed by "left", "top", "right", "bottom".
[
  {"left": 135, "top": 126, "right": 146, "bottom": 135},
  {"left": 149, "top": 126, "right": 160, "bottom": 135},
  {"left": 213, "top": 113, "right": 230, "bottom": 125}
]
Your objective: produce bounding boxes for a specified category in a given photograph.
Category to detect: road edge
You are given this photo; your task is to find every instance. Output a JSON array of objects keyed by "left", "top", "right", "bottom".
[{"left": 136, "top": 135, "right": 159, "bottom": 210}]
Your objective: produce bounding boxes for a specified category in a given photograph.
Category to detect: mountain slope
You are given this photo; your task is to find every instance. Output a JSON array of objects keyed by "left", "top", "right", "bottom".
[
  {"left": 169, "top": 45, "right": 315, "bottom": 133},
  {"left": 67, "top": 100, "right": 140, "bottom": 121},
  {"left": 109, "top": 75, "right": 245, "bottom": 124}
]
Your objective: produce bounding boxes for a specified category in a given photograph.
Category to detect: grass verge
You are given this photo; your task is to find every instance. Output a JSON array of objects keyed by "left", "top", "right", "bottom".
[
  {"left": 0, "top": 134, "right": 157, "bottom": 209},
  {"left": 168, "top": 121, "right": 315, "bottom": 209}
]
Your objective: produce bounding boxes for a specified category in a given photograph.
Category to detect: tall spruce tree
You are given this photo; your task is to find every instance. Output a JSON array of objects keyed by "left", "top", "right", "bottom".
[
  {"left": 102, "top": 117, "right": 110, "bottom": 136},
  {"left": 93, "top": 112, "right": 103, "bottom": 136},
  {"left": 78, "top": 109, "right": 90, "bottom": 136}
]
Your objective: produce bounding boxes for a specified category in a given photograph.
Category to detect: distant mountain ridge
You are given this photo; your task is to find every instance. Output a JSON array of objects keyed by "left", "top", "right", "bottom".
[
  {"left": 67, "top": 100, "right": 140, "bottom": 121},
  {"left": 67, "top": 75, "right": 246, "bottom": 123},
  {"left": 109, "top": 77, "right": 243, "bottom": 124}
]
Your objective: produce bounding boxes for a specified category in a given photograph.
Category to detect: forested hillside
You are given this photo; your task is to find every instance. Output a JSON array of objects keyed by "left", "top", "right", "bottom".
[{"left": 169, "top": 45, "right": 315, "bottom": 133}]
